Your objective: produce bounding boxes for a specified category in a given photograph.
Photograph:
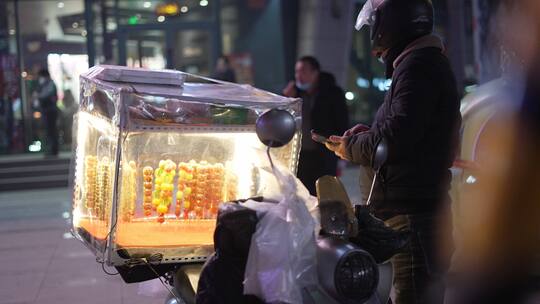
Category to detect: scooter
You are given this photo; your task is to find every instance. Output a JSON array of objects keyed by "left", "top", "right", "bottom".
[
  {"left": 115, "top": 110, "right": 404, "bottom": 304},
  {"left": 156, "top": 110, "right": 406, "bottom": 304},
  {"left": 162, "top": 182, "right": 394, "bottom": 304}
]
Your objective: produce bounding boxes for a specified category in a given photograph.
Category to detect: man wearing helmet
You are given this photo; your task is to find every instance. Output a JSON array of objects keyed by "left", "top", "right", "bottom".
[{"left": 326, "top": 0, "right": 461, "bottom": 303}]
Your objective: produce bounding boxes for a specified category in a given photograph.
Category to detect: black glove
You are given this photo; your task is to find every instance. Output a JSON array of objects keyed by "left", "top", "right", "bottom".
[{"left": 349, "top": 205, "right": 410, "bottom": 264}]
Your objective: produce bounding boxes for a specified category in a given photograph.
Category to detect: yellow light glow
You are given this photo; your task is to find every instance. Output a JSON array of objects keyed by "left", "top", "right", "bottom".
[
  {"left": 73, "top": 114, "right": 89, "bottom": 228},
  {"left": 73, "top": 112, "right": 116, "bottom": 228},
  {"left": 232, "top": 133, "right": 262, "bottom": 198},
  {"left": 156, "top": 3, "right": 179, "bottom": 15}
]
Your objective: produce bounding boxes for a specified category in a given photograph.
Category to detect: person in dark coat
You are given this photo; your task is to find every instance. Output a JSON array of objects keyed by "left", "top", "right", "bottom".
[
  {"left": 35, "top": 69, "right": 59, "bottom": 156},
  {"left": 283, "top": 56, "right": 349, "bottom": 195},
  {"left": 327, "top": 1, "right": 461, "bottom": 303},
  {"left": 211, "top": 56, "right": 237, "bottom": 83}
]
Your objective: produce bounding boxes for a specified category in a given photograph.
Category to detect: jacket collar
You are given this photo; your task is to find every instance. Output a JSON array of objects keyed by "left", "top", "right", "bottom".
[{"left": 393, "top": 34, "right": 445, "bottom": 69}]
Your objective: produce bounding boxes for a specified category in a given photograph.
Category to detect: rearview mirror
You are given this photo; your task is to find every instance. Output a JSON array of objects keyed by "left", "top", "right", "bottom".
[
  {"left": 372, "top": 138, "right": 388, "bottom": 171},
  {"left": 255, "top": 109, "right": 296, "bottom": 148}
]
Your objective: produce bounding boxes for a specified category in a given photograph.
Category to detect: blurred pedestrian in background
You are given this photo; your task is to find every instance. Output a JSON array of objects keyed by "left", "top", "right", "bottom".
[
  {"left": 60, "top": 89, "right": 77, "bottom": 145},
  {"left": 34, "top": 68, "right": 59, "bottom": 157},
  {"left": 212, "top": 55, "right": 236, "bottom": 83},
  {"left": 283, "top": 56, "right": 349, "bottom": 195}
]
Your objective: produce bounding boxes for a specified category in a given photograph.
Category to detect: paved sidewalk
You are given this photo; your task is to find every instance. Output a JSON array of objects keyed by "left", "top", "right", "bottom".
[
  {"left": 0, "top": 151, "right": 72, "bottom": 164},
  {"left": 0, "top": 189, "right": 170, "bottom": 304},
  {"left": 0, "top": 167, "right": 362, "bottom": 304}
]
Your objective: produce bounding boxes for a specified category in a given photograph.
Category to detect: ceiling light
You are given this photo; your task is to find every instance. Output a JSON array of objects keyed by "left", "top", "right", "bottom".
[
  {"left": 180, "top": 6, "right": 189, "bottom": 13},
  {"left": 157, "top": 15, "right": 165, "bottom": 22},
  {"left": 143, "top": 1, "right": 151, "bottom": 8},
  {"left": 58, "top": 2, "right": 65, "bottom": 8},
  {"left": 199, "top": 0, "right": 208, "bottom": 7}
]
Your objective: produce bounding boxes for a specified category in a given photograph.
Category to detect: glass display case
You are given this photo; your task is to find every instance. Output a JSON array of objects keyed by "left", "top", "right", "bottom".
[{"left": 71, "top": 65, "right": 301, "bottom": 266}]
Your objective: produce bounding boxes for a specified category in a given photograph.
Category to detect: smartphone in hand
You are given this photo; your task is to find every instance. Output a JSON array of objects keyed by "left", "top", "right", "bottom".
[{"left": 311, "top": 130, "right": 338, "bottom": 146}]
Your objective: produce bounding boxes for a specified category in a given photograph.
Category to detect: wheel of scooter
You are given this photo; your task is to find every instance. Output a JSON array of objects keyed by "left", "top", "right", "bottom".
[{"left": 317, "top": 237, "right": 379, "bottom": 304}]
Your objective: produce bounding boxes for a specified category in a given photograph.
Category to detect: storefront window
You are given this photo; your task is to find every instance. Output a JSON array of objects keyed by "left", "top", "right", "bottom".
[
  {"left": 90, "top": 1, "right": 117, "bottom": 66},
  {"left": 0, "top": 0, "right": 289, "bottom": 155},
  {"left": 0, "top": 1, "right": 24, "bottom": 154},
  {"left": 115, "top": 0, "right": 215, "bottom": 25},
  {"left": 14, "top": 0, "right": 88, "bottom": 153},
  {"left": 218, "top": 0, "right": 286, "bottom": 91},
  {"left": 125, "top": 30, "right": 166, "bottom": 70}
]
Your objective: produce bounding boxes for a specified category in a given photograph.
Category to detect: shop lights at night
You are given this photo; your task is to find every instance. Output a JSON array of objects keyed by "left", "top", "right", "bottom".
[
  {"left": 356, "top": 77, "right": 370, "bottom": 89},
  {"left": 372, "top": 78, "right": 392, "bottom": 92},
  {"left": 128, "top": 15, "right": 139, "bottom": 25},
  {"left": 156, "top": 3, "right": 180, "bottom": 15},
  {"left": 28, "top": 141, "right": 42, "bottom": 152}
]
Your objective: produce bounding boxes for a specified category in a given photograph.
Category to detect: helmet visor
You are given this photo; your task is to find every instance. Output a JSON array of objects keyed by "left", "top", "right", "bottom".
[{"left": 355, "top": 0, "right": 385, "bottom": 31}]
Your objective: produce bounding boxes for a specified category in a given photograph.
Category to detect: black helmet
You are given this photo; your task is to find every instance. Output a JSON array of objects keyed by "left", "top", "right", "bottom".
[{"left": 356, "top": 0, "right": 434, "bottom": 56}]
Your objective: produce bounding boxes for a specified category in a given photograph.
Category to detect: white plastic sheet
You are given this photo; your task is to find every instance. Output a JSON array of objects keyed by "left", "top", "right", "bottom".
[{"left": 243, "top": 165, "right": 318, "bottom": 304}]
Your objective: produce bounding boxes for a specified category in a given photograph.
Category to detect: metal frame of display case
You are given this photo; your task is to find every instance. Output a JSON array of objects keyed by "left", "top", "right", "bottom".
[{"left": 71, "top": 69, "right": 302, "bottom": 271}]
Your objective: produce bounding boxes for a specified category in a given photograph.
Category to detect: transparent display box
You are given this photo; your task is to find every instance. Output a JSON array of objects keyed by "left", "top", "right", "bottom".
[{"left": 71, "top": 65, "right": 301, "bottom": 267}]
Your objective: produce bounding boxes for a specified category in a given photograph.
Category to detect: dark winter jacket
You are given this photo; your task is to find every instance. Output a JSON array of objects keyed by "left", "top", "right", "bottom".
[
  {"left": 304, "top": 71, "right": 349, "bottom": 139},
  {"left": 297, "top": 72, "right": 349, "bottom": 170},
  {"left": 36, "top": 79, "right": 58, "bottom": 111},
  {"left": 344, "top": 35, "right": 462, "bottom": 215}
]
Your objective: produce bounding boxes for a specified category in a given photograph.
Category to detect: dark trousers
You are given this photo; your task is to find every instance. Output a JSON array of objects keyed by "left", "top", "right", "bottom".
[
  {"left": 297, "top": 149, "right": 337, "bottom": 195},
  {"left": 385, "top": 214, "right": 446, "bottom": 304},
  {"left": 42, "top": 109, "right": 59, "bottom": 155}
]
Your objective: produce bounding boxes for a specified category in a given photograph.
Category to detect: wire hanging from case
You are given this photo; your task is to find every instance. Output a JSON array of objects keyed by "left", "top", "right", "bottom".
[
  {"left": 142, "top": 257, "right": 183, "bottom": 304},
  {"left": 266, "top": 146, "right": 275, "bottom": 170}
]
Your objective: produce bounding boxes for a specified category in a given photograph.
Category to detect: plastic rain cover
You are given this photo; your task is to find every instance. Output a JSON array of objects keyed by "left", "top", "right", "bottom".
[{"left": 243, "top": 163, "right": 318, "bottom": 304}]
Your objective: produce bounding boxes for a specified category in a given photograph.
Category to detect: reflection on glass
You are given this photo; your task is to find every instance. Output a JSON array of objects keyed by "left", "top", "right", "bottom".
[
  {"left": 17, "top": 0, "right": 86, "bottom": 152},
  {"left": 125, "top": 30, "right": 166, "bottom": 69},
  {"left": 174, "top": 30, "right": 212, "bottom": 76}
]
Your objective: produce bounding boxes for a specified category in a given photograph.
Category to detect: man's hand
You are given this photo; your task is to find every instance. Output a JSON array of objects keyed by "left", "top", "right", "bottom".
[
  {"left": 344, "top": 124, "right": 370, "bottom": 137},
  {"left": 326, "top": 135, "right": 351, "bottom": 161},
  {"left": 282, "top": 80, "right": 297, "bottom": 97}
]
